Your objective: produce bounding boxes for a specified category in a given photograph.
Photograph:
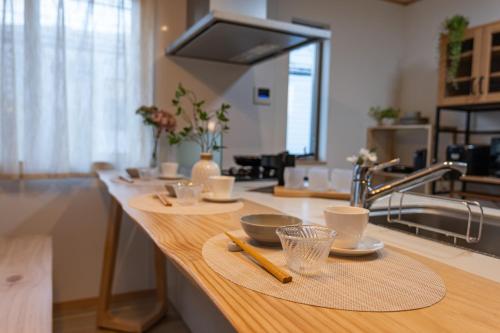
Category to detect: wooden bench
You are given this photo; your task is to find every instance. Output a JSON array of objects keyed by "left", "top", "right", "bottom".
[{"left": 0, "top": 236, "right": 52, "bottom": 333}]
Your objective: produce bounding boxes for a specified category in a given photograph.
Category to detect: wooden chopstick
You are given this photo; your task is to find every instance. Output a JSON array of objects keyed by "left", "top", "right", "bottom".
[
  {"left": 118, "top": 175, "right": 134, "bottom": 183},
  {"left": 225, "top": 232, "right": 292, "bottom": 284},
  {"left": 155, "top": 193, "right": 173, "bottom": 207}
]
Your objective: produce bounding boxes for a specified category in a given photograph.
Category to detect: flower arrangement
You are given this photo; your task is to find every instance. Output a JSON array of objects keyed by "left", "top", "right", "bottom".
[
  {"left": 136, "top": 106, "right": 177, "bottom": 167},
  {"left": 347, "top": 148, "right": 378, "bottom": 166},
  {"left": 170, "top": 83, "right": 230, "bottom": 153}
]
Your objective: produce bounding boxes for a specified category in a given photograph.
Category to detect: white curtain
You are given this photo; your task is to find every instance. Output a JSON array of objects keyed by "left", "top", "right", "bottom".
[{"left": 0, "top": 0, "right": 155, "bottom": 175}]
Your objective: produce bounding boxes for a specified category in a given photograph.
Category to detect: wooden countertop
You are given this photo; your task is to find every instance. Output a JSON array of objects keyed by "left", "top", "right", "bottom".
[{"left": 98, "top": 171, "right": 500, "bottom": 332}]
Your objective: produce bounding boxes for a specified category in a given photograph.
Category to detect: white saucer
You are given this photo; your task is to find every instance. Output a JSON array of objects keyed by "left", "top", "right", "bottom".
[
  {"left": 158, "top": 174, "right": 184, "bottom": 180},
  {"left": 330, "top": 237, "right": 384, "bottom": 256},
  {"left": 202, "top": 194, "right": 240, "bottom": 203}
]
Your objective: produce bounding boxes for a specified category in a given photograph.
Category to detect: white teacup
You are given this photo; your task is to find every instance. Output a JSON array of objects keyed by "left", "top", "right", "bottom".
[
  {"left": 323, "top": 206, "right": 369, "bottom": 249},
  {"left": 208, "top": 176, "right": 235, "bottom": 199},
  {"left": 160, "top": 162, "right": 178, "bottom": 177}
]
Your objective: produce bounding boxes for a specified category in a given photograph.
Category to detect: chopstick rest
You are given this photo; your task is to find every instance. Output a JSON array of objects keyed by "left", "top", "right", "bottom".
[{"left": 225, "top": 232, "right": 292, "bottom": 284}]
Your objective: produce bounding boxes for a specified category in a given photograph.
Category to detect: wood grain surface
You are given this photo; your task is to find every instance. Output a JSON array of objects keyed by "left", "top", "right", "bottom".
[
  {"left": 99, "top": 171, "right": 500, "bottom": 333},
  {"left": 0, "top": 236, "right": 52, "bottom": 333}
]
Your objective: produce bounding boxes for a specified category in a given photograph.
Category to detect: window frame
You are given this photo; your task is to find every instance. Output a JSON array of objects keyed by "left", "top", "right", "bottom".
[{"left": 285, "top": 23, "right": 325, "bottom": 160}]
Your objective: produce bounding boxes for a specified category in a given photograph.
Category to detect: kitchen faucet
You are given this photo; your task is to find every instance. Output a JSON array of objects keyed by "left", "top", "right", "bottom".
[{"left": 350, "top": 158, "right": 467, "bottom": 208}]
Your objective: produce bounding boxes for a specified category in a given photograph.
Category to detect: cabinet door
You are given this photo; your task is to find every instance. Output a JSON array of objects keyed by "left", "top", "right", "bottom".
[
  {"left": 479, "top": 22, "right": 500, "bottom": 103},
  {"left": 438, "top": 28, "right": 483, "bottom": 106}
]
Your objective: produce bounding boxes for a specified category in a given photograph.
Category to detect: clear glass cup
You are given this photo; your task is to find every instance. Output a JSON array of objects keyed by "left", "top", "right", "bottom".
[
  {"left": 173, "top": 182, "right": 203, "bottom": 205},
  {"left": 308, "top": 167, "right": 330, "bottom": 192},
  {"left": 138, "top": 167, "right": 157, "bottom": 180},
  {"left": 276, "top": 225, "right": 336, "bottom": 275},
  {"left": 284, "top": 167, "right": 306, "bottom": 189}
]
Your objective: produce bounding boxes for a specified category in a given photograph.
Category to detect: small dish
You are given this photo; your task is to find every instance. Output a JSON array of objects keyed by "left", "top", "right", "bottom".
[
  {"left": 330, "top": 236, "right": 384, "bottom": 256},
  {"left": 158, "top": 174, "right": 184, "bottom": 180},
  {"left": 202, "top": 193, "right": 240, "bottom": 203},
  {"left": 240, "top": 214, "right": 302, "bottom": 245}
]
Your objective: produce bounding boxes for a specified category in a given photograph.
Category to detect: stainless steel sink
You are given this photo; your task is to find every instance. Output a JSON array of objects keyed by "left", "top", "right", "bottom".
[{"left": 369, "top": 205, "right": 500, "bottom": 258}]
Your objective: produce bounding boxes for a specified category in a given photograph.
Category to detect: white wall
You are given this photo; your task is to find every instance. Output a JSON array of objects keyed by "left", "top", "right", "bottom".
[
  {"left": 399, "top": 0, "right": 500, "bottom": 161},
  {"left": 268, "top": 0, "right": 405, "bottom": 168}
]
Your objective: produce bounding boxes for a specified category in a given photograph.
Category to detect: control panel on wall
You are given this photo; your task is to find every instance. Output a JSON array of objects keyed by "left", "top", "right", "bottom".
[{"left": 254, "top": 87, "right": 271, "bottom": 105}]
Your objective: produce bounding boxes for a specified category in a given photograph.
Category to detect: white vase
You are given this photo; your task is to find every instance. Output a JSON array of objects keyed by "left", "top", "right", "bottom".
[{"left": 191, "top": 153, "right": 221, "bottom": 190}]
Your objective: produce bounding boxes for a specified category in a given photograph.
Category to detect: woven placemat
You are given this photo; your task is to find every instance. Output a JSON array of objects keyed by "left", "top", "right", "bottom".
[
  {"left": 202, "top": 230, "right": 446, "bottom": 312},
  {"left": 128, "top": 193, "right": 244, "bottom": 215}
]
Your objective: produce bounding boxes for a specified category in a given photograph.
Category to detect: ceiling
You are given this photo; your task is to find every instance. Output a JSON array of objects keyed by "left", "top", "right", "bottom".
[{"left": 382, "top": 0, "right": 420, "bottom": 5}]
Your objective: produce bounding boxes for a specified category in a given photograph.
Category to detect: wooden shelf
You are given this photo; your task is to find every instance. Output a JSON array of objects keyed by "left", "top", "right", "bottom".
[
  {"left": 491, "top": 45, "right": 500, "bottom": 52},
  {"left": 490, "top": 71, "right": 500, "bottom": 78},
  {"left": 368, "top": 124, "right": 431, "bottom": 131},
  {"left": 460, "top": 50, "right": 473, "bottom": 58},
  {"left": 459, "top": 175, "right": 500, "bottom": 185}
]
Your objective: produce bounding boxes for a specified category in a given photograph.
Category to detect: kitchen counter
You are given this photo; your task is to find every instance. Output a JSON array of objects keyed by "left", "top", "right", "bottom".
[
  {"left": 236, "top": 181, "right": 500, "bottom": 283},
  {"left": 97, "top": 171, "right": 500, "bottom": 332}
]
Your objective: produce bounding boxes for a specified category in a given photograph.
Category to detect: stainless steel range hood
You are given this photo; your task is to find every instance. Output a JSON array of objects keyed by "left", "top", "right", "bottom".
[{"left": 166, "top": 9, "right": 331, "bottom": 65}]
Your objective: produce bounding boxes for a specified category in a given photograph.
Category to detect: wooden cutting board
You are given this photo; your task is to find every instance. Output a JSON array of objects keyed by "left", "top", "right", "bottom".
[{"left": 273, "top": 186, "right": 350, "bottom": 200}]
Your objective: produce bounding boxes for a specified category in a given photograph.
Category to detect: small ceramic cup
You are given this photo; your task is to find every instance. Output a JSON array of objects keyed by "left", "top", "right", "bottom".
[
  {"left": 160, "top": 162, "right": 178, "bottom": 177},
  {"left": 323, "top": 206, "right": 369, "bottom": 249},
  {"left": 208, "top": 175, "right": 235, "bottom": 199}
]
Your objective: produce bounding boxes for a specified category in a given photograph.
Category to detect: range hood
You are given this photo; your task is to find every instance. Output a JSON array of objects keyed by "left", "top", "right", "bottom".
[{"left": 166, "top": 3, "right": 331, "bottom": 65}]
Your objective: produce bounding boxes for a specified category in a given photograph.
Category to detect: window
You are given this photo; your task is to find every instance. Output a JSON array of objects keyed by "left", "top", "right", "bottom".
[
  {"left": 0, "top": 0, "right": 154, "bottom": 175},
  {"left": 286, "top": 42, "right": 321, "bottom": 157}
]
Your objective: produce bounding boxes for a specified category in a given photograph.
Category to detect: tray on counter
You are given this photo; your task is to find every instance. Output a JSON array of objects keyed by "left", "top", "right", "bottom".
[{"left": 273, "top": 186, "right": 350, "bottom": 200}]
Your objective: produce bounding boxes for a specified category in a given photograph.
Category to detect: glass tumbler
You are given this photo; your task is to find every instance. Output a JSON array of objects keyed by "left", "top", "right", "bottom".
[
  {"left": 284, "top": 167, "right": 306, "bottom": 189},
  {"left": 276, "top": 225, "right": 336, "bottom": 275},
  {"left": 173, "top": 182, "right": 203, "bottom": 205},
  {"left": 308, "top": 167, "right": 330, "bottom": 192}
]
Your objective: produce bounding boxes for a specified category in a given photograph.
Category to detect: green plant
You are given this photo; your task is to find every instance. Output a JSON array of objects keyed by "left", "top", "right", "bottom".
[
  {"left": 369, "top": 106, "right": 400, "bottom": 122},
  {"left": 170, "top": 83, "right": 230, "bottom": 153},
  {"left": 442, "top": 15, "right": 469, "bottom": 85}
]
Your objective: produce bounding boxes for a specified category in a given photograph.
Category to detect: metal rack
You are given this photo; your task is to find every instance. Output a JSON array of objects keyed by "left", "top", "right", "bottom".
[
  {"left": 432, "top": 103, "right": 500, "bottom": 196},
  {"left": 387, "top": 191, "right": 484, "bottom": 244}
]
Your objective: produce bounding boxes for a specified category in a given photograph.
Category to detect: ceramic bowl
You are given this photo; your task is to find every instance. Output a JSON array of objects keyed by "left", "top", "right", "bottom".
[{"left": 240, "top": 214, "right": 302, "bottom": 245}]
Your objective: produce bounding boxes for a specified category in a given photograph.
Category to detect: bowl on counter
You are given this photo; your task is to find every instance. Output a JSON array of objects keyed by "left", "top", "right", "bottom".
[{"left": 240, "top": 214, "right": 302, "bottom": 245}]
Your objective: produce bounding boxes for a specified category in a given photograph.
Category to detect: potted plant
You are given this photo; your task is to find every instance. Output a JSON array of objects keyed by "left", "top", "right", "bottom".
[
  {"left": 442, "top": 15, "right": 469, "bottom": 86},
  {"left": 369, "top": 106, "right": 401, "bottom": 126},
  {"left": 169, "top": 83, "right": 231, "bottom": 187},
  {"left": 136, "top": 106, "right": 177, "bottom": 168}
]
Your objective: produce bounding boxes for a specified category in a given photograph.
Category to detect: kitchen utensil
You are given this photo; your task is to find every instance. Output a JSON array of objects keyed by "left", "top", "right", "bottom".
[
  {"left": 240, "top": 214, "right": 302, "bottom": 245},
  {"left": 160, "top": 162, "right": 179, "bottom": 177},
  {"left": 284, "top": 167, "right": 306, "bottom": 189},
  {"left": 118, "top": 175, "right": 134, "bottom": 184},
  {"left": 155, "top": 192, "right": 173, "bottom": 207},
  {"left": 208, "top": 175, "right": 235, "bottom": 199},
  {"left": 324, "top": 206, "right": 369, "bottom": 249},
  {"left": 307, "top": 167, "right": 329, "bottom": 192},
  {"left": 330, "top": 236, "right": 384, "bottom": 256},
  {"left": 276, "top": 225, "right": 336, "bottom": 275},
  {"left": 225, "top": 232, "right": 292, "bottom": 284},
  {"left": 173, "top": 182, "right": 203, "bottom": 206},
  {"left": 261, "top": 151, "right": 295, "bottom": 186}
]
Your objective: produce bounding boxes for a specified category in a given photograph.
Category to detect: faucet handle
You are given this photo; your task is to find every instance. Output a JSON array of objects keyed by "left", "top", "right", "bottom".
[{"left": 369, "top": 158, "right": 400, "bottom": 174}]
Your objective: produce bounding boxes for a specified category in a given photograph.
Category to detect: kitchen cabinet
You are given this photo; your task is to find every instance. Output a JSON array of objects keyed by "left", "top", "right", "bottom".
[{"left": 438, "top": 20, "right": 500, "bottom": 106}]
